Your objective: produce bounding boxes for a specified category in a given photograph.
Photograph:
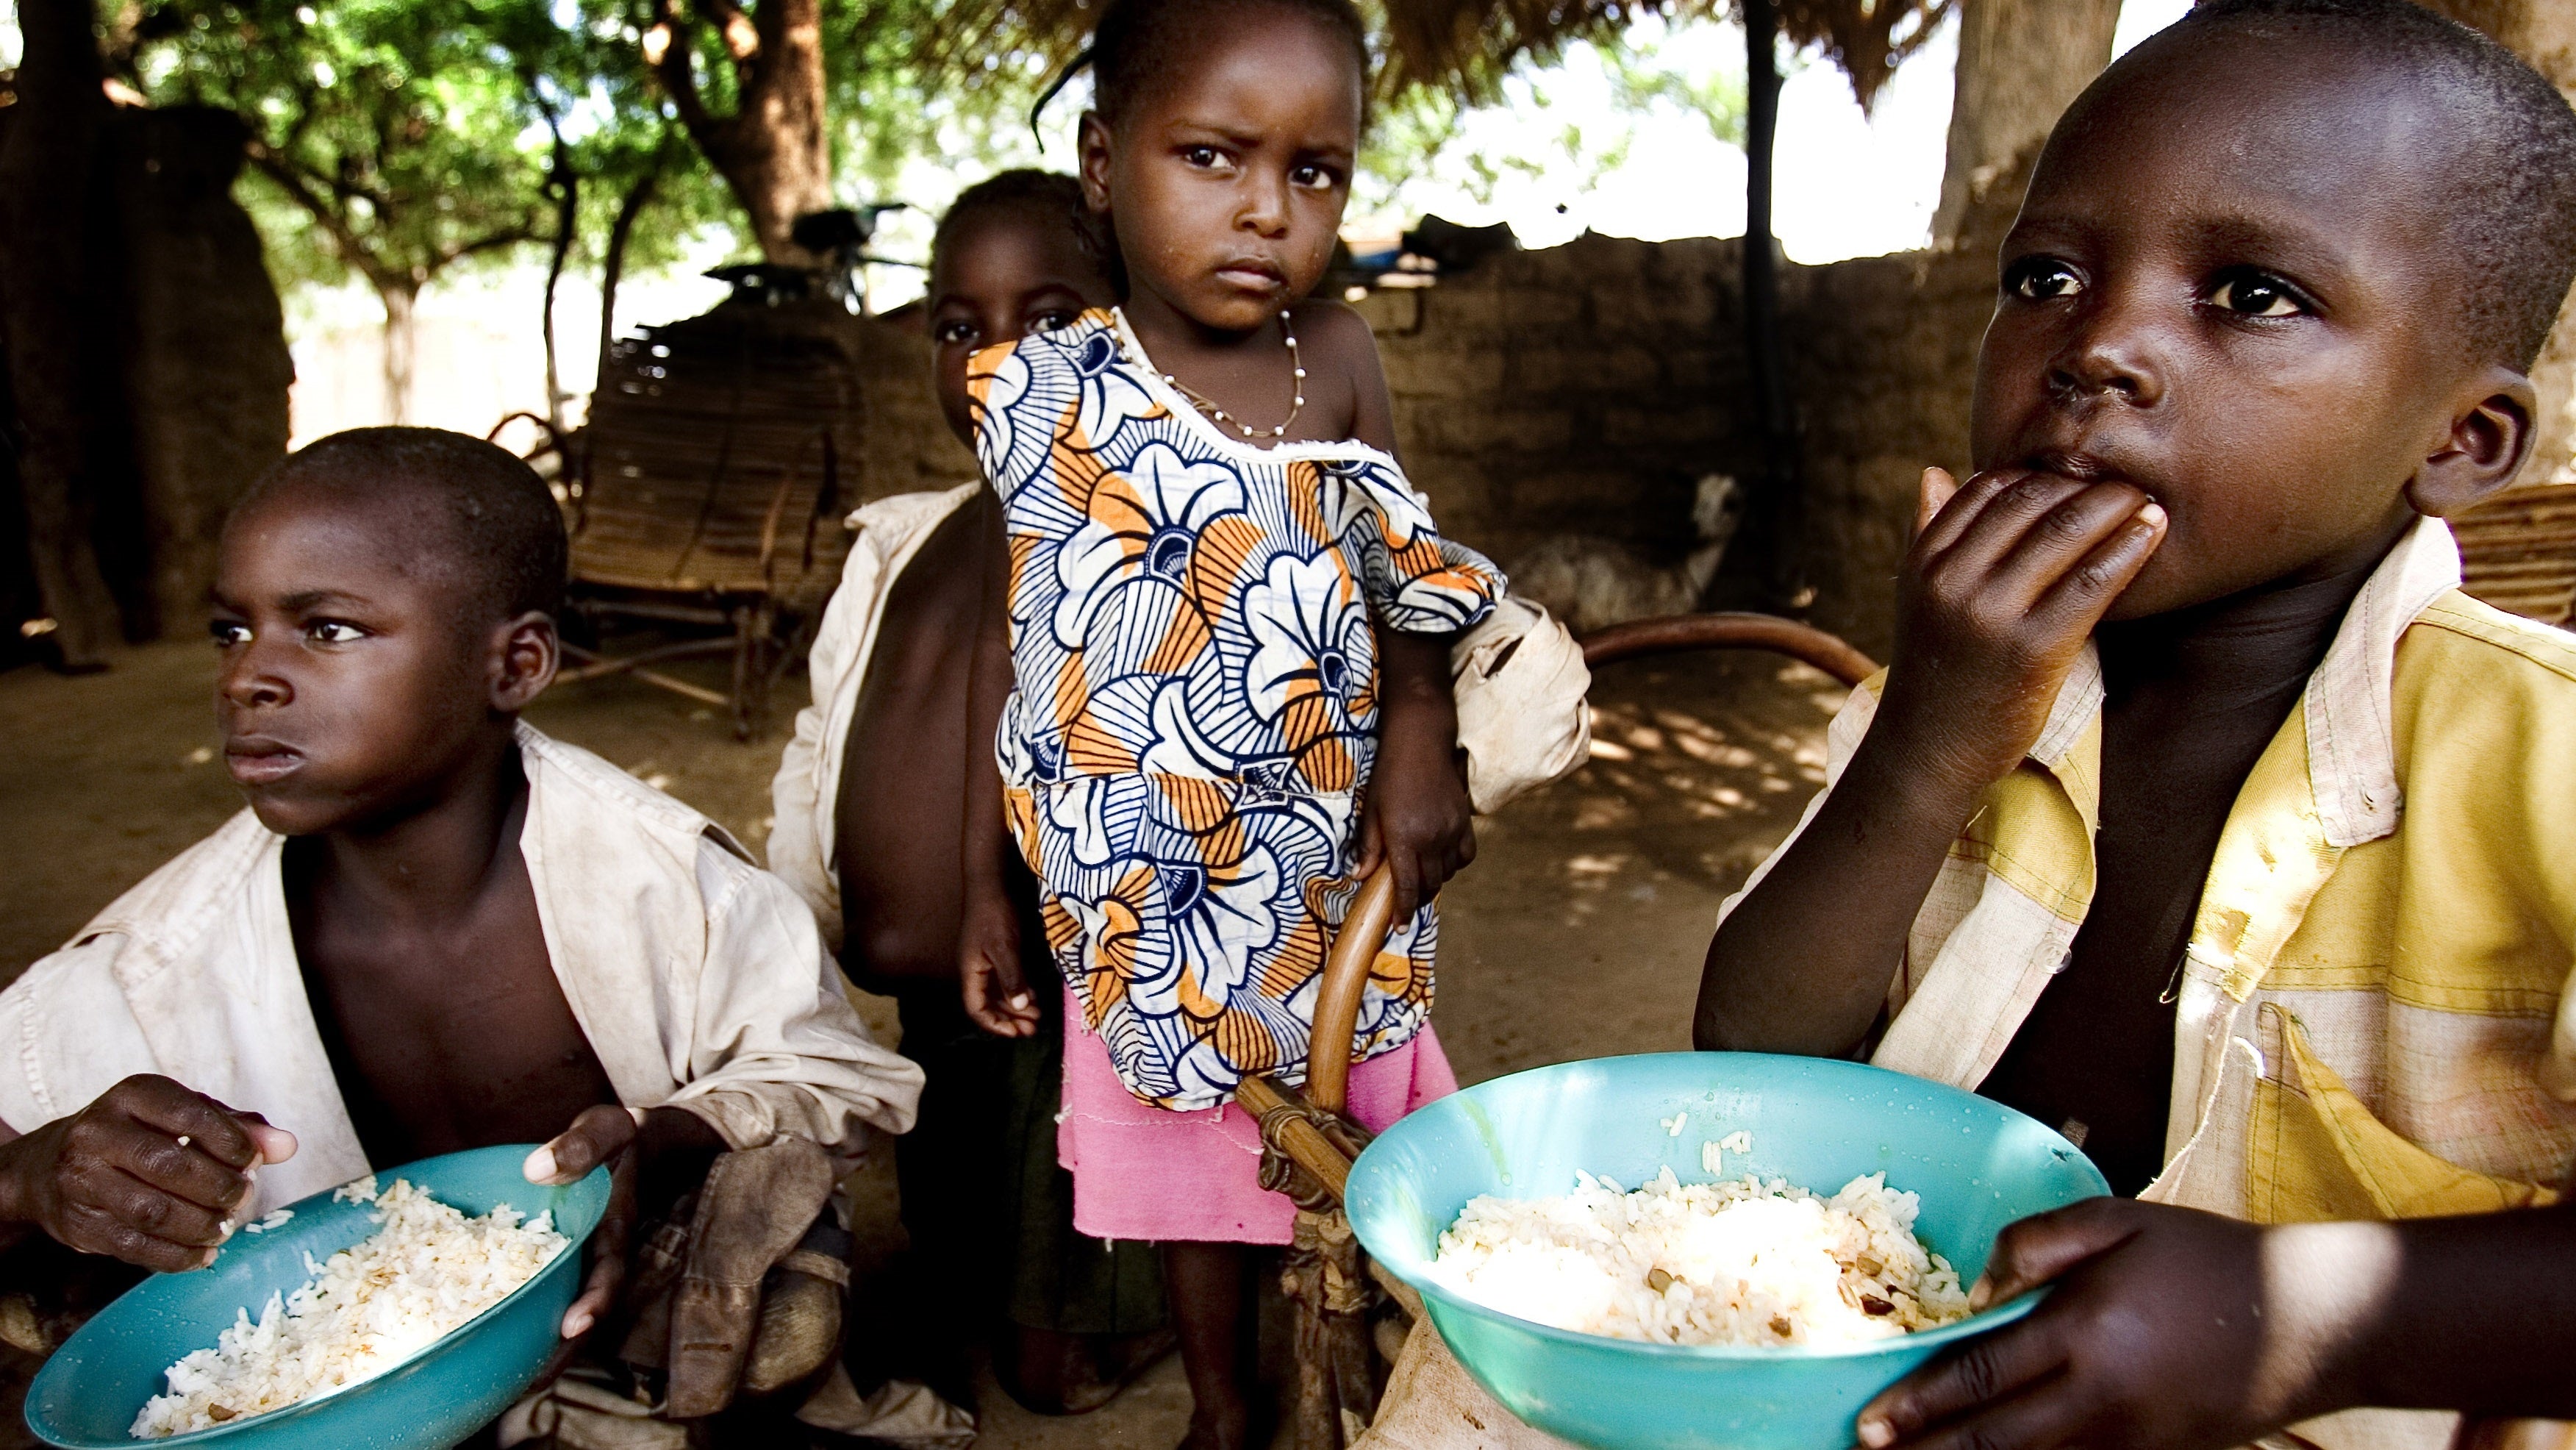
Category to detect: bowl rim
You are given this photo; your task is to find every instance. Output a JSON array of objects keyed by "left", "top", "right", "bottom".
[
  {"left": 1351, "top": 1050, "right": 2102, "bottom": 1363},
  {"left": 30, "top": 1145, "right": 611, "bottom": 1449}
]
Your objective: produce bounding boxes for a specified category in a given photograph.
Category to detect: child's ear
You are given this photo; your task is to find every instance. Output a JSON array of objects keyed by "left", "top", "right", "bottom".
[
  {"left": 490, "top": 612, "right": 559, "bottom": 712},
  {"left": 2407, "top": 365, "right": 2536, "bottom": 518},
  {"left": 1077, "top": 110, "right": 1115, "bottom": 215}
]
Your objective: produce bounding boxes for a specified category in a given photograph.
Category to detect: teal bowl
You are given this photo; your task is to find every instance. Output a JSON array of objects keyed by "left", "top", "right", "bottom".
[
  {"left": 1346, "top": 1052, "right": 2108, "bottom": 1450},
  {"left": 28, "top": 1146, "right": 612, "bottom": 1450}
]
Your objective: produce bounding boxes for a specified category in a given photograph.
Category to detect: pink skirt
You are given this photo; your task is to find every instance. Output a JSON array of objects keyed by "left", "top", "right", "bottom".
[{"left": 1057, "top": 985, "right": 1459, "bottom": 1244}]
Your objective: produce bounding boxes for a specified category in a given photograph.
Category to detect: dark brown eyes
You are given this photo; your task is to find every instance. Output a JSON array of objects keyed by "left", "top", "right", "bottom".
[
  {"left": 2005, "top": 258, "right": 2083, "bottom": 301},
  {"left": 2206, "top": 271, "right": 2305, "bottom": 318}
]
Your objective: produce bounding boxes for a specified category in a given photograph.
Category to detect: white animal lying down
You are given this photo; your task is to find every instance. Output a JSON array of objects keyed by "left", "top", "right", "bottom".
[{"left": 1509, "top": 473, "right": 1744, "bottom": 635}]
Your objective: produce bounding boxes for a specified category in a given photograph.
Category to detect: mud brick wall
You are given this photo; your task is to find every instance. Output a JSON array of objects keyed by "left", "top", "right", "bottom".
[{"left": 1357, "top": 229, "right": 2002, "bottom": 660}]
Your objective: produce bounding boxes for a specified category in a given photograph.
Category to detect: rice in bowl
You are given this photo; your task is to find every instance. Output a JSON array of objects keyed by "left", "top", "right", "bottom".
[
  {"left": 1432, "top": 1160, "right": 1969, "bottom": 1347},
  {"left": 132, "top": 1175, "right": 569, "bottom": 1438}
]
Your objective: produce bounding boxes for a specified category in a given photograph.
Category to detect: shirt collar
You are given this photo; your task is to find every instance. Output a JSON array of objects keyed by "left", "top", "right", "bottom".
[
  {"left": 2028, "top": 515, "right": 2461, "bottom": 849},
  {"left": 2303, "top": 514, "right": 2461, "bottom": 846}
]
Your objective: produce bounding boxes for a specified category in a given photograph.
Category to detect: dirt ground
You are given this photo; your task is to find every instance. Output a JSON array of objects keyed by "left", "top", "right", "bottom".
[{"left": 0, "top": 642, "right": 1841, "bottom": 1449}]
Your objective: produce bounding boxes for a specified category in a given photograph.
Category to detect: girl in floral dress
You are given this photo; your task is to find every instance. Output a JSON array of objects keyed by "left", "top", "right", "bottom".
[{"left": 954, "top": 1, "right": 1503, "bottom": 1443}]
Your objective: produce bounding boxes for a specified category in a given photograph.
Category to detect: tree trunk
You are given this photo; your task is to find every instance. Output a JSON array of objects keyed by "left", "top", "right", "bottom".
[
  {"left": 379, "top": 283, "right": 419, "bottom": 425},
  {"left": 2415, "top": 0, "right": 2576, "bottom": 484},
  {"left": 667, "top": 0, "right": 833, "bottom": 268},
  {"left": 1741, "top": 0, "right": 1806, "bottom": 612},
  {"left": 1931, "top": 0, "right": 2123, "bottom": 247},
  {"left": 0, "top": 0, "right": 130, "bottom": 665}
]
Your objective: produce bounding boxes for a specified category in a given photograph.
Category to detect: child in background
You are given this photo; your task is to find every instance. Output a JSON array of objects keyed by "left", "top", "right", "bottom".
[
  {"left": 769, "top": 171, "right": 1172, "bottom": 1414},
  {"left": 953, "top": 2, "right": 1498, "bottom": 1443},
  {"left": 1700, "top": 4, "right": 2576, "bottom": 1449}
]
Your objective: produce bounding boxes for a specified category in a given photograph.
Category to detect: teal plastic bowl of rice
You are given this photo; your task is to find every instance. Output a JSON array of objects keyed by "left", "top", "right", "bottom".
[
  {"left": 26, "top": 1145, "right": 612, "bottom": 1450},
  {"left": 1345, "top": 1052, "right": 2109, "bottom": 1450}
]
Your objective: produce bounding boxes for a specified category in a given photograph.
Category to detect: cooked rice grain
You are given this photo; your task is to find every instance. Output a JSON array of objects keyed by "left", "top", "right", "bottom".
[
  {"left": 1433, "top": 1165, "right": 1969, "bottom": 1346},
  {"left": 132, "top": 1177, "right": 568, "bottom": 1438}
]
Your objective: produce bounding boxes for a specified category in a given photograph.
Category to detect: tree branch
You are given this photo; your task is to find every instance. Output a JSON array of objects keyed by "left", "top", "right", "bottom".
[
  {"left": 645, "top": 0, "right": 720, "bottom": 144},
  {"left": 434, "top": 223, "right": 539, "bottom": 269},
  {"left": 245, "top": 144, "right": 405, "bottom": 295}
]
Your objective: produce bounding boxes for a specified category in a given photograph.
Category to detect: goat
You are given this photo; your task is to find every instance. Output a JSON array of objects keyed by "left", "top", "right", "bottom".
[{"left": 1508, "top": 473, "right": 1744, "bottom": 636}]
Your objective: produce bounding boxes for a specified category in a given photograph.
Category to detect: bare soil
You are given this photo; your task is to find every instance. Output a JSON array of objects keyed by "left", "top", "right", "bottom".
[{"left": 0, "top": 643, "right": 1839, "bottom": 1449}]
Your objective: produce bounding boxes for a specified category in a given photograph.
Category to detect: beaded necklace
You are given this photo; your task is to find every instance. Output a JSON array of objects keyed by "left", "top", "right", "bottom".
[{"left": 1151, "top": 310, "right": 1306, "bottom": 441}]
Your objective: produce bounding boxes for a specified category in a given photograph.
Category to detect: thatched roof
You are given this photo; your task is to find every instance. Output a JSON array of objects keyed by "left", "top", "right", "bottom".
[{"left": 926, "top": 0, "right": 1951, "bottom": 115}]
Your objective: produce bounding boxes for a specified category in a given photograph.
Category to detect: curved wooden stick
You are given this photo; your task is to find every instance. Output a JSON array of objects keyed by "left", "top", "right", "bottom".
[
  {"left": 1306, "top": 865, "right": 1398, "bottom": 1114},
  {"left": 1578, "top": 611, "right": 1878, "bottom": 687}
]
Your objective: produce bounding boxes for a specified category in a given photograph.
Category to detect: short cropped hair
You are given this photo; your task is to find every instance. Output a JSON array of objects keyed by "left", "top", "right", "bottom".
[
  {"left": 935, "top": 170, "right": 1084, "bottom": 254},
  {"left": 1087, "top": 0, "right": 1370, "bottom": 129},
  {"left": 2169, "top": 0, "right": 2576, "bottom": 370},
  {"left": 247, "top": 427, "right": 568, "bottom": 621}
]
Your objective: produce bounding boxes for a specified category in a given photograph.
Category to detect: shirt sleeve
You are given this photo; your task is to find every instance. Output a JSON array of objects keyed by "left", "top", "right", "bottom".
[
  {"left": 969, "top": 312, "right": 1106, "bottom": 504},
  {"left": 1337, "top": 457, "right": 1506, "bottom": 635},
  {"left": 665, "top": 846, "right": 924, "bottom": 1173},
  {"left": 0, "top": 935, "right": 160, "bottom": 1133}
]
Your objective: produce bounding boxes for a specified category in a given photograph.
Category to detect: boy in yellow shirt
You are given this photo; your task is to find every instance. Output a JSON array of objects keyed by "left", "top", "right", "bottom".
[{"left": 1701, "top": 3, "right": 2576, "bottom": 1448}]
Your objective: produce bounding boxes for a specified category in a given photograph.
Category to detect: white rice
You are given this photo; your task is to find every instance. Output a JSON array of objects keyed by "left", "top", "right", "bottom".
[
  {"left": 1432, "top": 1159, "right": 1969, "bottom": 1347},
  {"left": 132, "top": 1176, "right": 568, "bottom": 1438}
]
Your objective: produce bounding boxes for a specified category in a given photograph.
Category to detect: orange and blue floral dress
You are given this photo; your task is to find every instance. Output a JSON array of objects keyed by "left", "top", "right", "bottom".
[{"left": 968, "top": 308, "right": 1504, "bottom": 1111}]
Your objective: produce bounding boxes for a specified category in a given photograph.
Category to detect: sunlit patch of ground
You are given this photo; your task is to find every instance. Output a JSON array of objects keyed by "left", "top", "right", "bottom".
[{"left": 1431, "top": 651, "right": 1843, "bottom": 1087}]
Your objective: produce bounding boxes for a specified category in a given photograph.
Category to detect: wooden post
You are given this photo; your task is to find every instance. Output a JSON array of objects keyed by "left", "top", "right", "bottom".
[{"left": 1740, "top": 0, "right": 1806, "bottom": 614}]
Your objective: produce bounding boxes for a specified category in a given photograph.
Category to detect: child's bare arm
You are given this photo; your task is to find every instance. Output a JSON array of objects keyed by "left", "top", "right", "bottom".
[
  {"left": 0, "top": 1076, "right": 297, "bottom": 1271},
  {"left": 1695, "top": 468, "right": 2164, "bottom": 1056},
  {"left": 1323, "top": 305, "right": 1477, "bottom": 921},
  {"left": 1359, "top": 631, "right": 1475, "bottom": 923},
  {"left": 959, "top": 499, "right": 1040, "bottom": 1038},
  {"left": 1858, "top": 1194, "right": 2576, "bottom": 1450}
]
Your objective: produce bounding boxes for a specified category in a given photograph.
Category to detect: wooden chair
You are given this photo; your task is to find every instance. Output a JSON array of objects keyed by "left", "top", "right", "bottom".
[
  {"left": 554, "top": 296, "right": 864, "bottom": 738},
  {"left": 1241, "top": 610, "right": 1881, "bottom": 1450}
]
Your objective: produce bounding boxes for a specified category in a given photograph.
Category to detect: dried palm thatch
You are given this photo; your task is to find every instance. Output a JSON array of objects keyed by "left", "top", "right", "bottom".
[
  {"left": 920, "top": 0, "right": 1953, "bottom": 115},
  {"left": 1378, "top": 0, "right": 1953, "bottom": 110}
]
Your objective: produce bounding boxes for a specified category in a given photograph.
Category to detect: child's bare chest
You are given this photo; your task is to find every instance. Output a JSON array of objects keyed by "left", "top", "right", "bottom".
[{"left": 290, "top": 851, "right": 619, "bottom": 1166}]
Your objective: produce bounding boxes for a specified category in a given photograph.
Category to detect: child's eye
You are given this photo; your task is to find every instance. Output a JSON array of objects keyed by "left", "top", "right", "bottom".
[
  {"left": 1290, "top": 163, "right": 1342, "bottom": 190},
  {"left": 2206, "top": 270, "right": 2308, "bottom": 318},
  {"left": 306, "top": 620, "right": 367, "bottom": 644},
  {"left": 1181, "top": 145, "right": 1226, "bottom": 169},
  {"left": 210, "top": 620, "right": 250, "bottom": 647},
  {"left": 1028, "top": 310, "right": 1078, "bottom": 334},
  {"left": 2005, "top": 258, "right": 2085, "bottom": 302},
  {"left": 933, "top": 318, "right": 980, "bottom": 346}
]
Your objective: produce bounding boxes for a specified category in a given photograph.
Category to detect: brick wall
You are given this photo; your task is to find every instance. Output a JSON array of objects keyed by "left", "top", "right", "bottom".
[{"left": 1358, "top": 229, "right": 2000, "bottom": 660}]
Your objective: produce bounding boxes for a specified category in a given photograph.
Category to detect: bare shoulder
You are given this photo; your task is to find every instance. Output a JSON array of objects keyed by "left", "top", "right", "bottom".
[
  {"left": 1290, "top": 299, "right": 1385, "bottom": 376},
  {"left": 1291, "top": 300, "right": 1395, "bottom": 451}
]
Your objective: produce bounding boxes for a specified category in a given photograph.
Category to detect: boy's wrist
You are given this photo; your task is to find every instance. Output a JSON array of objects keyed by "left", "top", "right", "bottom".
[
  {"left": 1843, "top": 726, "right": 1997, "bottom": 843},
  {"left": 2247, "top": 1221, "right": 2391, "bottom": 1424}
]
